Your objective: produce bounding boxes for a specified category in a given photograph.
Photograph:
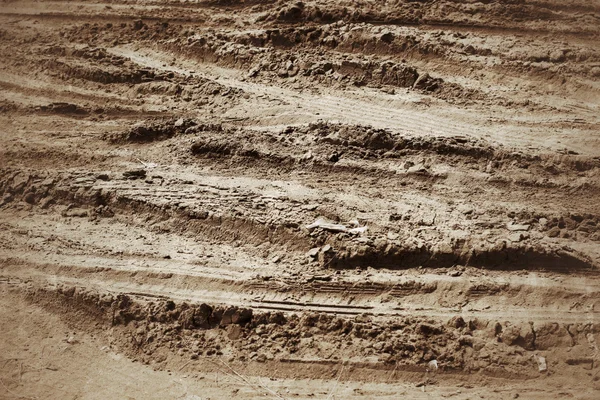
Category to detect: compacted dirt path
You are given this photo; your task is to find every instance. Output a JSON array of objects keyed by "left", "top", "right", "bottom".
[{"left": 1, "top": 0, "right": 599, "bottom": 398}]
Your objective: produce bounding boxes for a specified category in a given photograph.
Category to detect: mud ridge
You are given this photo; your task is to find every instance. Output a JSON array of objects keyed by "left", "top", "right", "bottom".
[
  {"left": 325, "top": 239, "right": 596, "bottom": 272},
  {"left": 19, "top": 282, "right": 598, "bottom": 378},
  {"left": 0, "top": 169, "right": 313, "bottom": 251}
]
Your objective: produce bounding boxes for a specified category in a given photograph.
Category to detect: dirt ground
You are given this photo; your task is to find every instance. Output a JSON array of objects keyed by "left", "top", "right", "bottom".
[{"left": 0, "top": 0, "right": 599, "bottom": 398}]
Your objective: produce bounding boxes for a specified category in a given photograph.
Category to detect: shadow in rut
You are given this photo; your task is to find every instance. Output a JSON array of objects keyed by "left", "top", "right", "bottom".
[{"left": 327, "top": 245, "right": 595, "bottom": 273}]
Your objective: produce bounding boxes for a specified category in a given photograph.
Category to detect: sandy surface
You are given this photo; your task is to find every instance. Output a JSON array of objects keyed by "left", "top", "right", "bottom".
[{"left": 1, "top": 0, "right": 599, "bottom": 398}]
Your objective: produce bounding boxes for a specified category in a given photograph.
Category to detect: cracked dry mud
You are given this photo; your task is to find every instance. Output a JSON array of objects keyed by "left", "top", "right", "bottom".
[{"left": 0, "top": 0, "right": 599, "bottom": 399}]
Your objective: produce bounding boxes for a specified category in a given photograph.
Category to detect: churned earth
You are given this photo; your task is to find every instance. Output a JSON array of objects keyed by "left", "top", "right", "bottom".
[{"left": 0, "top": 0, "right": 599, "bottom": 398}]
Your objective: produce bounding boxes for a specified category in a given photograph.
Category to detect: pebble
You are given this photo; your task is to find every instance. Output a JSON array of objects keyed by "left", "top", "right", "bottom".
[{"left": 307, "top": 247, "right": 320, "bottom": 257}]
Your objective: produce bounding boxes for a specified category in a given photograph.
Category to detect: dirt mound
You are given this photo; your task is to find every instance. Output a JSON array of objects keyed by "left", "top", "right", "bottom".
[
  {"left": 294, "top": 121, "right": 497, "bottom": 156},
  {"left": 59, "top": 21, "right": 480, "bottom": 102},
  {"left": 26, "top": 283, "right": 599, "bottom": 377},
  {"left": 2, "top": 166, "right": 597, "bottom": 277},
  {"left": 182, "top": 30, "right": 478, "bottom": 99},
  {"left": 261, "top": 0, "right": 600, "bottom": 33},
  {"left": 42, "top": 57, "right": 161, "bottom": 85}
]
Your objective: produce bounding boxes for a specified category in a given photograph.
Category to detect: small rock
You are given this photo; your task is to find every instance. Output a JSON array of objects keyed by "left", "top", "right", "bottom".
[
  {"left": 354, "top": 314, "right": 372, "bottom": 323},
  {"left": 40, "top": 177, "right": 55, "bottom": 187},
  {"left": 66, "top": 336, "right": 79, "bottom": 344},
  {"left": 271, "top": 255, "right": 281, "bottom": 263},
  {"left": 307, "top": 247, "right": 320, "bottom": 258},
  {"left": 174, "top": 118, "right": 185, "bottom": 127},
  {"left": 535, "top": 322, "right": 573, "bottom": 350},
  {"left": 418, "top": 323, "right": 442, "bottom": 336},
  {"left": 221, "top": 307, "right": 253, "bottom": 326},
  {"left": 247, "top": 66, "right": 260, "bottom": 78},
  {"left": 547, "top": 226, "right": 561, "bottom": 237},
  {"left": 301, "top": 150, "right": 313, "bottom": 161},
  {"left": 23, "top": 192, "right": 36, "bottom": 204},
  {"left": 501, "top": 325, "right": 521, "bottom": 345},
  {"left": 449, "top": 316, "right": 466, "bottom": 329},
  {"left": 39, "top": 197, "right": 54, "bottom": 209},
  {"left": 321, "top": 244, "right": 332, "bottom": 253},
  {"left": 328, "top": 152, "right": 340, "bottom": 163},
  {"left": 509, "top": 233, "right": 524, "bottom": 242},
  {"left": 387, "top": 231, "right": 399, "bottom": 240},
  {"left": 227, "top": 325, "right": 243, "bottom": 340},
  {"left": 427, "top": 360, "right": 438, "bottom": 371},
  {"left": 419, "top": 214, "right": 436, "bottom": 226},
  {"left": 459, "top": 206, "right": 474, "bottom": 215},
  {"left": 407, "top": 164, "right": 428, "bottom": 174},
  {"left": 536, "top": 355, "right": 547, "bottom": 372},
  {"left": 507, "top": 223, "right": 530, "bottom": 232}
]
